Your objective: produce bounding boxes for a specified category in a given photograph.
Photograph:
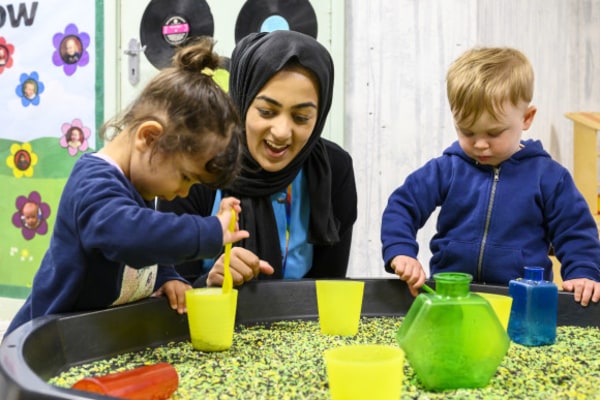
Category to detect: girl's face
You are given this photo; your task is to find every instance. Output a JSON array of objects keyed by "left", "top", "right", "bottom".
[
  {"left": 70, "top": 129, "right": 82, "bottom": 141},
  {"left": 130, "top": 122, "right": 225, "bottom": 201},
  {"left": 455, "top": 100, "right": 536, "bottom": 167},
  {"left": 132, "top": 152, "right": 211, "bottom": 201},
  {"left": 245, "top": 68, "right": 319, "bottom": 172}
]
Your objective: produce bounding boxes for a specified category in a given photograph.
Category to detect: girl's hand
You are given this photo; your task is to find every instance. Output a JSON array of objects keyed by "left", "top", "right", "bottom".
[
  {"left": 216, "top": 196, "right": 249, "bottom": 245},
  {"left": 152, "top": 280, "right": 192, "bottom": 314}
]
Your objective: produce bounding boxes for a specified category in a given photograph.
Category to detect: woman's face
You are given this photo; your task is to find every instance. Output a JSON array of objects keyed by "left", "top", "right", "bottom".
[{"left": 245, "top": 68, "right": 319, "bottom": 172}]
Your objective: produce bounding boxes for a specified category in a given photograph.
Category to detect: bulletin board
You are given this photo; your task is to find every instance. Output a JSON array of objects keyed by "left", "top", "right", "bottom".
[
  {"left": 0, "top": 0, "right": 103, "bottom": 298},
  {"left": 0, "top": 0, "right": 342, "bottom": 299}
]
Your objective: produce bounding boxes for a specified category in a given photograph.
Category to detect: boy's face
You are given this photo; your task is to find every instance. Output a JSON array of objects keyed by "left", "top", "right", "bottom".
[
  {"left": 22, "top": 202, "right": 39, "bottom": 227},
  {"left": 24, "top": 82, "right": 35, "bottom": 98},
  {"left": 455, "top": 101, "right": 536, "bottom": 167}
]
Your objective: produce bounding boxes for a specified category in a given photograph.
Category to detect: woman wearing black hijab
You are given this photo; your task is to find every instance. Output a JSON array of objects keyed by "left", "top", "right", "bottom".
[{"left": 159, "top": 30, "right": 357, "bottom": 287}]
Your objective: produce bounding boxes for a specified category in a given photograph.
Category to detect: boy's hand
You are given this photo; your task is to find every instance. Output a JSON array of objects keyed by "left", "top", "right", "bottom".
[
  {"left": 152, "top": 280, "right": 192, "bottom": 314},
  {"left": 561, "top": 278, "right": 600, "bottom": 306},
  {"left": 216, "top": 197, "right": 249, "bottom": 245},
  {"left": 207, "top": 247, "right": 274, "bottom": 287},
  {"left": 390, "top": 255, "right": 427, "bottom": 297}
]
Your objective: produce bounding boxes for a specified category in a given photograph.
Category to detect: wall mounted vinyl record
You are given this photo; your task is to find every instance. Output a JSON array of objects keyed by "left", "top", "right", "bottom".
[
  {"left": 140, "top": 0, "right": 214, "bottom": 69},
  {"left": 234, "top": 0, "right": 318, "bottom": 44}
]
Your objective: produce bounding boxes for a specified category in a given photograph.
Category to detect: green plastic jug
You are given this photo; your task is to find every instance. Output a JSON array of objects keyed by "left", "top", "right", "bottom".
[{"left": 396, "top": 272, "right": 509, "bottom": 391}]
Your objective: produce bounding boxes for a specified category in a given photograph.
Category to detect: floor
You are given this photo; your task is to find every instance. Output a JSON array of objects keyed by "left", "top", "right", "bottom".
[{"left": 0, "top": 297, "right": 25, "bottom": 338}]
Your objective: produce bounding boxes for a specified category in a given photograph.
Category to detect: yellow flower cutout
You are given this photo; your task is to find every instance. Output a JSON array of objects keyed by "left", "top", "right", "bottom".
[{"left": 6, "top": 142, "right": 38, "bottom": 178}]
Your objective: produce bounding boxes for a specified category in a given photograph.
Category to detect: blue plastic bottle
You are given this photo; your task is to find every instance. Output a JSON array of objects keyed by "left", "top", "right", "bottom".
[{"left": 507, "top": 266, "right": 558, "bottom": 346}]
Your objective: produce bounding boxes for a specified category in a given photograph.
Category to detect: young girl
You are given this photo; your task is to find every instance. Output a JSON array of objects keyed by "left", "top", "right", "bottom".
[
  {"left": 67, "top": 127, "right": 83, "bottom": 148},
  {"left": 5, "top": 37, "right": 247, "bottom": 337}
]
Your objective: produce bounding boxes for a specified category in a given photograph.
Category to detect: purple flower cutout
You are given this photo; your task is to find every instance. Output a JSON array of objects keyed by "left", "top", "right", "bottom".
[
  {"left": 15, "top": 72, "right": 45, "bottom": 107},
  {"left": 12, "top": 191, "right": 51, "bottom": 240},
  {"left": 60, "top": 119, "right": 91, "bottom": 156},
  {"left": 52, "top": 24, "right": 90, "bottom": 76}
]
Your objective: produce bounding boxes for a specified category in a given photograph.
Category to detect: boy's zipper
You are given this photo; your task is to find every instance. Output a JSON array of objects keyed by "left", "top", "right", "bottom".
[{"left": 476, "top": 167, "right": 500, "bottom": 281}]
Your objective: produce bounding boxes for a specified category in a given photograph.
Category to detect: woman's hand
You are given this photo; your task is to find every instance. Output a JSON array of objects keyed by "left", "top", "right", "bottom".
[{"left": 206, "top": 247, "right": 274, "bottom": 287}]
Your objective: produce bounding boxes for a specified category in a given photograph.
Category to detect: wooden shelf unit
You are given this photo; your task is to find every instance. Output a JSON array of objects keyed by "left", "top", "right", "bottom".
[{"left": 565, "top": 112, "right": 600, "bottom": 218}]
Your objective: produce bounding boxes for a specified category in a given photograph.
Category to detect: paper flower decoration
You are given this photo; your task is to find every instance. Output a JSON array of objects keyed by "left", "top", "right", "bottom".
[
  {"left": 15, "top": 72, "right": 44, "bottom": 106},
  {"left": 12, "top": 191, "right": 51, "bottom": 240},
  {"left": 6, "top": 142, "right": 38, "bottom": 178},
  {"left": 0, "top": 37, "right": 14, "bottom": 74},
  {"left": 60, "top": 119, "right": 91, "bottom": 156},
  {"left": 52, "top": 24, "right": 90, "bottom": 76}
]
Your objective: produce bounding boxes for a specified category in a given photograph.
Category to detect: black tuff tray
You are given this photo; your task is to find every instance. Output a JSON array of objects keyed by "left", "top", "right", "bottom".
[{"left": 1, "top": 278, "right": 598, "bottom": 399}]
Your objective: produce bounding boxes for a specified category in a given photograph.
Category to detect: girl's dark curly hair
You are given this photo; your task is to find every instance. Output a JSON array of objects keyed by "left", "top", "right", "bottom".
[{"left": 99, "top": 36, "right": 242, "bottom": 189}]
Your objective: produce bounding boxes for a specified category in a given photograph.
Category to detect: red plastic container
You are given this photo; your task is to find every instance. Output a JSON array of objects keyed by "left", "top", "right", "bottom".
[{"left": 71, "top": 362, "right": 178, "bottom": 400}]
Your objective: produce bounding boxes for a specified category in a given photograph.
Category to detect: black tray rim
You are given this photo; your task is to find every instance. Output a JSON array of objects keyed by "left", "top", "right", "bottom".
[{"left": 1, "top": 278, "right": 597, "bottom": 400}]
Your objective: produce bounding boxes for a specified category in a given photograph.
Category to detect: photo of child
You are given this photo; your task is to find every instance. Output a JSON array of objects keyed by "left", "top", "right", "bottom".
[
  {"left": 60, "top": 36, "right": 82, "bottom": 64},
  {"left": 22, "top": 79, "right": 37, "bottom": 100},
  {"left": 20, "top": 201, "right": 42, "bottom": 230},
  {"left": 66, "top": 127, "right": 83, "bottom": 148},
  {"left": 0, "top": 45, "right": 8, "bottom": 66}
]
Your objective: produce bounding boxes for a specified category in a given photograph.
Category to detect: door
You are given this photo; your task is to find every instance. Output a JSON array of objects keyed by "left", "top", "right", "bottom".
[{"left": 109, "top": 0, "right": 344, "bottom": 144}]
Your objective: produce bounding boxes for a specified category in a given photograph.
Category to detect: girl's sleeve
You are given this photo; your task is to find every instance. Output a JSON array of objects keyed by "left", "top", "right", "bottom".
[{"left": 154, "top": 265, "right": 190, "bottom": 290}]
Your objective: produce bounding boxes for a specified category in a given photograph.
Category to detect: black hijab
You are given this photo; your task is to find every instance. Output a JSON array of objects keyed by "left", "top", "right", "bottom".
[{"left": 226, "top": 30, "right": 339, "bottom": 278}]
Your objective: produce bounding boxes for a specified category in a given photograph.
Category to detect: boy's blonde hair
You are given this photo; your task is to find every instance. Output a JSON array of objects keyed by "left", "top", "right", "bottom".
[{"left": 446, "top": 47, "right": 534, "bottom": 128}]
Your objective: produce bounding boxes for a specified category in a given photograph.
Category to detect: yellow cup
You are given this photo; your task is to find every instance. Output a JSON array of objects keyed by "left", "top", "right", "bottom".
[
  {"left": 315, "top": 280, "right": 364, "bottom": 336},
  {"left": 324, "top": 344, "right": 405, "bottom": 400},
  {"left": 476, "top": 292, "right": 513, "bottom": 331},
  {"left": 185, "top": 288, "right": 238, "bottom": 351}
]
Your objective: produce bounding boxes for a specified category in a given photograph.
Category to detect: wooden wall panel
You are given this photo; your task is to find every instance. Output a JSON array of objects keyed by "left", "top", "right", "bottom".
[{"left": 345, "top": 0, "right": 600, "bottom": 278}]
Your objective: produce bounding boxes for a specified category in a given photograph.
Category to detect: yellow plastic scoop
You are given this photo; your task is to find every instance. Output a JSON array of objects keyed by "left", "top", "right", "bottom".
[{"left": 222, "top": 209, "right": 236, "bottom": 294}]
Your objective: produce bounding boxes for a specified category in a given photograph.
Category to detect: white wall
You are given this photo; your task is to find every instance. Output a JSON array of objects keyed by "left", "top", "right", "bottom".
[
  {"left": 345, "top": 0, "right": 600, "bottom": 278},
  {"left": 103, "top": 1, "right": 600, "bottom": 280}
]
